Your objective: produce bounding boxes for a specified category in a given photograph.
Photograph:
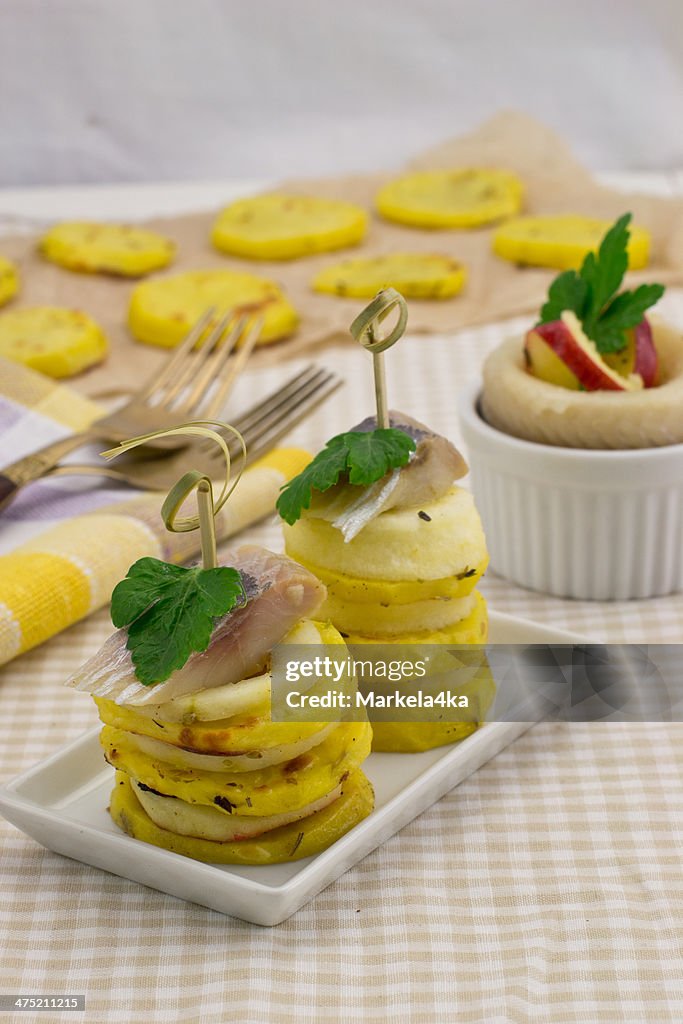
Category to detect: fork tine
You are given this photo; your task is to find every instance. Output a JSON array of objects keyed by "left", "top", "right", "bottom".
[
  {"left": 198, "top": 315, "right": 263, "bottom": 419},
  {"left": 230, "top": 364, "right": 322, "bottom": 435},
  {"left": 209, "top": 370, "right": 341, "bottom": 462},
  {"left": 227, "top": 367, "right": 330, "bottom": 446},
  {"left": 241, "top": 374, "right": 342, "bottom": 464},
  {"left": 158, "top": 310, "right": 237, "bottom": 407},
  {"left": 197, "top": 362, "right": 327, "bottom": 454},
  {"left": 173, "top": 313, "right": 248, "bottom": 416},
  {"left": 138, "top": 307, "right": 215, "bottom": 400}
]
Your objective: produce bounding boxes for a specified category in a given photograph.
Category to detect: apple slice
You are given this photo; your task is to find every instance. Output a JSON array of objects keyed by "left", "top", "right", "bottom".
[
  {"left": 634, "top": 318, "right": 658, "bottom": 386},
  {"left": 525, "top": 325, "right": 581, "bottom": 389},
  {"left": 526, "top": 311, "right": 643, "bottom": 391},
  {"left": 604, "top": 317, "right": 658, "bottom": 388}
]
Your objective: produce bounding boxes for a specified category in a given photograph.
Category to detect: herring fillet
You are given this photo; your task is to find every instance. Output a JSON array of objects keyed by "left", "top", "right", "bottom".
[
  {"left": 66, "top": 546, "right": 326, "bottom": 706},
  {"left": 307, "top": 411, "right": 468, "bottom": 540}
]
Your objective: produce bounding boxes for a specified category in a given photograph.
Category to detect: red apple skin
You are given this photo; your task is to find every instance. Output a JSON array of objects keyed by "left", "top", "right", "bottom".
[
  {"left": 633, "top": 318, "right": 658, "bottom": 387},
  {"left": 532, "top": 316, "right": 630, "bottom": 391},
  {"left": 525, "top": 327, "right": 582, "bottom": 389}
]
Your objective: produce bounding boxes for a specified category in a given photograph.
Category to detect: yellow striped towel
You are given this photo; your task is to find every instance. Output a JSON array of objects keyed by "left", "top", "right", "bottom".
[{"left": 0, "top": 356, "right": 310, "bottom": 667}]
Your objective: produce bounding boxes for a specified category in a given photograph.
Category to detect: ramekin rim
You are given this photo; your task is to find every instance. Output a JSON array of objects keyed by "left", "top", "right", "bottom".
[{"left": 458, "top": 382, "right": 683, "bottom": 462}]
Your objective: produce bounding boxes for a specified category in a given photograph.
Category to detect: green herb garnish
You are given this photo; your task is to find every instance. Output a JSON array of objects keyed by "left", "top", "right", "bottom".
[
  {"left": 539, "top": 213, "right": 664, "bottom": 354},
  {"left": 111, "top": 557, "right": 247, "bottom": 685},
  {"left": 276, "top": 427, "right": 416, "bottom": 525}
]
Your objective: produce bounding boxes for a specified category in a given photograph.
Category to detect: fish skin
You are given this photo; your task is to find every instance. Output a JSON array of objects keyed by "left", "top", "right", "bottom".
[
  {"left": 308, "top": 411, "right": 468, "bottom": 540},
  {"left": 67, "top": 546, "right": 326, "bottom": 706}
]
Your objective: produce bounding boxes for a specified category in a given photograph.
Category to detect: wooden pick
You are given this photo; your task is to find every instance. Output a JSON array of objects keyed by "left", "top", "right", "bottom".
[{"left": 349, "top": 288, "right": 408, "bottom": 429}]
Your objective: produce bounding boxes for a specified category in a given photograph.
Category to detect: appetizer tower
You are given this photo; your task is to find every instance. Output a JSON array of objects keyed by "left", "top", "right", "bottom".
[
  {"left": 69, "top": 425, "right": 373, "bottom": 864},
  {"left": 278, "top": 290, "right": 491, "bottom": 752}
]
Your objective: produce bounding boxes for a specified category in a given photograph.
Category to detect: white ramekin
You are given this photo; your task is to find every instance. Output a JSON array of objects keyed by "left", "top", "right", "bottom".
[{"left": 458, "top": 383, "right": 683, "bottom": 600}]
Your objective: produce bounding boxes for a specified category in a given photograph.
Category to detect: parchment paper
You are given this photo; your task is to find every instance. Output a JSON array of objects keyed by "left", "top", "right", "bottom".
[{"left": 2, "top": 110, "right": 683, "bottom": 397}]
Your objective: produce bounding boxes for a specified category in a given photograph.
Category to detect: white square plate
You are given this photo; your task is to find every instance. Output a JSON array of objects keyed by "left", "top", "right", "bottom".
[{"left": 0, "top": 612, "right": 582, "bottom": 925}]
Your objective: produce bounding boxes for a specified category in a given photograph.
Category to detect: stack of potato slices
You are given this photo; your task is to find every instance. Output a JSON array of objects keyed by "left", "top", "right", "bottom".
[
  {"left": 284, "top": 487, "right": 493, "bottom": 753},
  {"left": 95, "top": 618, "right": 373, "bottom": 865}
]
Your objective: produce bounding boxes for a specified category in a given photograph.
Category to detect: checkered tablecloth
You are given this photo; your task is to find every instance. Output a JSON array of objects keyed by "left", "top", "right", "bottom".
[{"left": 0, "top": 175, "right": 682, "bottom": 1024}]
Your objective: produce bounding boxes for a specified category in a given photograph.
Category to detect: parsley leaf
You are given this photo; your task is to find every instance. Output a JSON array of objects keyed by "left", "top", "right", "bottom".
[
  {"left": 539, "top": 270, "right": 587, "bottom": 324},
  {"left": 276, "top": 427, "right": 416, "bottom": 525},
  {"left": 345, "top": 429, "right": 415, "bottom": 485},
  {"left": 537, "top": 213, "right": 664, "bottom": 354},
  {"left": 580, "top": 213, "right": 631, "bottom": 335},
  {"left": 591, "top": 283, "right": 666, "bottom": 353},
  {"left": 111, "top": 557, "right": 247, "bottom": 686}
]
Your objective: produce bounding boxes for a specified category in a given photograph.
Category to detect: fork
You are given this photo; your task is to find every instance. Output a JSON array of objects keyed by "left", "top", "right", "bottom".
[
  {"left": 0, "top": 309, "right": 261, "bottom": 510},
  {"left": 17, "top": 366, "right": 342, "bottom": 495}
]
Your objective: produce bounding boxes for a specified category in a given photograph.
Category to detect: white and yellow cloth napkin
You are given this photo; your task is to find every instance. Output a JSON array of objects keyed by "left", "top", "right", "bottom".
[{"left": 0, "top": 356, "right": 309, "bottom": 666}]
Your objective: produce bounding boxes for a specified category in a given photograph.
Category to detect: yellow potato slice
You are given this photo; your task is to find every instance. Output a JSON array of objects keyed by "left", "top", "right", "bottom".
[
  {"left": 128, "top": 268, "right": 298, "bottom": 348},
  {"left": 322, "top": 591, "right": 476, "bottom": 637},
  {"left": 0, "top": 306, "right": 108, "bottom": 378},
  {"left": 102, "top": 721, "right": 372, "bottom": 817},
  {"left": 313, "top": 252, "right": 466, "bottom": 300},
  {"left": 284, "top": 487, "right": 488, "bottom": 582},
  {"left": 40, "top": 221, "right": 176, "bottom": 277},
  {"left": 341, "top": 590, "right": 488, "bottom": 645},
  {"left": 371, "top": 721, "right": 479, "bottom": 752},
  {"left": 95, "top": 697, "right": 329, "bottom": 755},
  {"left": 211, "top": 193, "right": 367, "bottom": 260},
  {"left": 121, "top": 722, "right": 338, "bottom": 774},
  {"left": 0, "top": 256, "right": 19, "bottom": 307},
  {"left": 376, "top": 169, "right": 523, "bottom": 229},
  {"left": 292, "top": 557, "right": 488, "bottom": 605},
  {"left": 492, "top": 214, "right": 651, "bottom": 270},
  {"left": 110, "top": 769, "right": 374, "bottom": 864},
  {"left": 370, "top": 655, "right": 496, "bottom": 752},
  {"left": 133, "top": 776, "right": 343, "bottom": 841}
]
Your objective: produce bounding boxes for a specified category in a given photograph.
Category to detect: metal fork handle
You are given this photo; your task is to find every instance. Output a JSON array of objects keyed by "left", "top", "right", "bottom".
[{"left": 0, "top": 431, "right": 96, "bottom": 511}]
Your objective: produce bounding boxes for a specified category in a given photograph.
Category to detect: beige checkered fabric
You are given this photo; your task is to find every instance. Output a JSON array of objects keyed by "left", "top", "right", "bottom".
[{"left": 1, "top": 175, "right": 682, "bottom": 1023}]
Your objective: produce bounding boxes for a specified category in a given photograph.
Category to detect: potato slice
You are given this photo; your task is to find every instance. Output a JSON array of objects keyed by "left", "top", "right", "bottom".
[
  {"left": 341, "top": 590, "right": 488, "bottom": 645},
  {"left": 313, "top": 252, "right": 466, "bottom": 299},
  {"left": 133, "top": 777, "right": 343, "bottom": 841},
  {"left": 40, "top": 221, "right": 175, "bottom": 277},
  {"left": 128, "top": 268, "right": 298, "bottom": 348},
  {"left": 110, "top": 769, "right": 374, "bottom": 864},
  {"left": 0, "top": 256, "right": 19, "bottom": 307},
  {"left": 101, "top": 721, "right": 372, "bottom": 817},
  {"left": 321, "top": 591, "right": 476, "bottom": 637},
  {"left": 121, "top": 722, "right": 337, "bottom": 773},
  {"left": 371, "top": 721, "right": 478, "bottom": 752},
  {"left": 211, "top": 193, "right": 367, "bottom": 260},
  {"left": 492, "top": 214, "right": 651, "bottom": 270},
  {"left": 376, "top": 169, "right": 523, "bottom": 228},
  {"left": 284, "top": 487, "right": 488, "bottom": 582},
  {"left": 370, "top": 656, "right": 496, "bottom": 752},
  {"left": 291, "top": 556, "right": 488, "bottom": 605},
  {"left": 95, "top": 697, "right": 329, "bottom": 754},
  {"left": 0, "top": 306, "right": 108, "bottom": 378}
]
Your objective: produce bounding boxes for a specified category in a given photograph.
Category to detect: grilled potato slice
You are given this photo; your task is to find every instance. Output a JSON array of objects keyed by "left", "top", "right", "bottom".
[
  {"left": 128, "top": 268, "right": 298, "bottom": 348},
  {"left": 0, "top": 306, "right": 108, "bottom": 378},
  {"left": 102, "top": 721, "right": 372, "bottom": 816},
  {"left": 492, "top": 214, "right": 651, "bottom": 270},
  {"left": 313, "top": 252, "right": 466, "bottom": 299},
  {"left": 212, "top": 193, "right": 367, "bottom": 260},
  {"left": 284, "top": 487, "right": 488, "bottom": 582},
  {"left": 40, "top": 221, "right": 175, "bottom": 277},
  {"left": 0, "top": 256, "right": 19, "bottom": 307},
  {"left": 376, "top": 169, "right": 523, "bottom": 229},
  {"left": 111, "top": 769, "right": 374, "bottom": 864}
]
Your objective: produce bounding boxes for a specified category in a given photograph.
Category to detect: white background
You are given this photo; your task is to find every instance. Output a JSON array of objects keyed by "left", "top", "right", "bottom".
[{"left": 0, "top": 0, "right": 682, "bottom": 186}]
